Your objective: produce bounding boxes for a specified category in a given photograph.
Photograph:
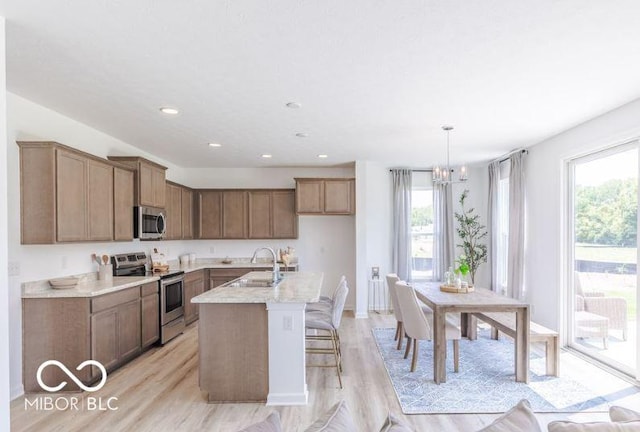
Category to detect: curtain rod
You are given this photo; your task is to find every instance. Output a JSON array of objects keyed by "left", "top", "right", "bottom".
[
  {"left": 388, "top": 168, "right": 433, "bottom": 173},
  {"left": 495, "top": 148, "right": 529, "bottom": 164}
]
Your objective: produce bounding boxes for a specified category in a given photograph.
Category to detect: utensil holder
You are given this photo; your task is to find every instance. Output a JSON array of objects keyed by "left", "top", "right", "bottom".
[{"left": 99, "top": 264, "right": 113, "bottom": 282}]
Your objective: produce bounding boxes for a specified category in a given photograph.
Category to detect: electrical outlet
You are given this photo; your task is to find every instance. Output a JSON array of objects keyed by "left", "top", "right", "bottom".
[
  {"left": 283, "top": 315, "right": 293, "bottom": 331},
  {"left": 8, "top": 261, "right": 20, "bottom": 277},
  {"left": 209, "top": 246, "right": 215, "bottom": 254},
  {"left": 61, "top": 256, "right": 68, "bottom": 269}
]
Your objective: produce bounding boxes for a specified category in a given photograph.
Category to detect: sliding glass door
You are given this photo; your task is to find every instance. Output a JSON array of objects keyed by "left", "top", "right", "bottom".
[{"left": 568, "top": 143, "right": 638, "bottom": 378}]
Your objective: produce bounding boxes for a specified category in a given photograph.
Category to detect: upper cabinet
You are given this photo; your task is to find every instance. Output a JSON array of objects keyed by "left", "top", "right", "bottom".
[
  {"left": 295, "top": 178, "right": 355, "bottom": 215},
  {"left": 113, "top": 167, "right": 134, "bottom": 241},
  {"left": 196, "top": 189, "right": 298, "bottom": 240},
  {"left": 107, "top": 156, "right": 167, "bottom": 208},
  {"left": 164, "top": 181, "right": 194, "bottom": 240},
  {"left": 19, "top": 142, "right": 134, "bottom": 244}
]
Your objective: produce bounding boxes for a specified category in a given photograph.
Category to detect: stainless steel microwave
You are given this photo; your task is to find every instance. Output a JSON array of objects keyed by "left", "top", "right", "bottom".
[{"left": 134, "top": 206, "right": 166, "bottom": 240}]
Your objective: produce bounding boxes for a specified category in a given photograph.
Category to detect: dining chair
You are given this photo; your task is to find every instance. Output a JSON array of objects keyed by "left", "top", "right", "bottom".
[
  {"left": 395, "top": 281, "right": 460, "bottom": 373},
  {"left": 305, "top": 279, "right": 349, "bottom": 388},
  {"left": 386, "top": 273, "right": 434, "bottom": 351}
]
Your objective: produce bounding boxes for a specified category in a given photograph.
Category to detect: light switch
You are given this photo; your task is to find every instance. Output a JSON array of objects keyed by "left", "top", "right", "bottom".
[
  {"left": 8, "top": 261, "right": 20, "bottom": 277},
  {"left": 283, "top": 315, "right": 293, "bottom": 331}
]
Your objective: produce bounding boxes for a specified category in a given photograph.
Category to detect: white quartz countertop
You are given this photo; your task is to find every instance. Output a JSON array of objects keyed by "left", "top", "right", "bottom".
[
  {"left": 22, "top": 259, "right": 299, "bottom": 299},
  {"left": 22, "top": 276, "right": 160, "bottom": 298},
  {"left": 191, "top": 271, "right": 324, "bottom": 304}
]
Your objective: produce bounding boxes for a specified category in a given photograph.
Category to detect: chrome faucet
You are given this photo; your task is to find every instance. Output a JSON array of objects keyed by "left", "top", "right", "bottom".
[{"left": 250, "top": 247, "right": 280, "bottom": 284}]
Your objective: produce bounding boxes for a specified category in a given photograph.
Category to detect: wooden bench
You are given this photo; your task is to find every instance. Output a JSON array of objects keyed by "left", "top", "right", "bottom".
[{"left": 468, "top": 312, "right": 559, "bottom": 377}]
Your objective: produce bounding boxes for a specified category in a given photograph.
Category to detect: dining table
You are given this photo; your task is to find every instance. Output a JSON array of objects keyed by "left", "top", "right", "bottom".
[{"left": 413, "top": 281, "right": 530, "bottom": 384}]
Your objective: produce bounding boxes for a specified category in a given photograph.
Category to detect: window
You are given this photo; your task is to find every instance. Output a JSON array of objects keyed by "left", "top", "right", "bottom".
[{"left": 411, "top": 172, "right": 433, "bottom": 280}]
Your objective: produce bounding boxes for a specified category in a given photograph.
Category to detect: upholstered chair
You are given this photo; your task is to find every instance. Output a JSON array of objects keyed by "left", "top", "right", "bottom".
[
  {"left": 395, "top": 281, "right": 461, "bottom": 373},
  {"left": 307, "top": 275, "right": 347, "bottom": 314},
  {"left": 386, "top": 273, "right": 434, "bottom": 351}
]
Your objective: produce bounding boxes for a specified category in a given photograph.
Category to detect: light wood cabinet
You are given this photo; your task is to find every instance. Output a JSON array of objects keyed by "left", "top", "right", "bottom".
[
  {"left": 141, "top": 283, "right": 159, "bottom": 348},
  {"left": 90, "top": 307, "right": 119, "bottom": 374},
  {"left": 248, "top": 190, "right": 298, "bottom": 239},
  {"left": 19, "top": 142, "right": 133, "bottom": 244},
  {"left": 165, "top": 182, "right": 182, "bottom": 240},
  {"left": 197, "top": 189, "right": 297, "bottom": 240},
  {"left": 184, "top": 270, "right": 205, "bottom": 324},
  {"left": 56, "top": 149, "right": 89, "bottom": 242},
  {"left": 88, "top": 159, "right": 114, "bottom": 241},
  {"left": 295, "top": 178, "right": 355, "bottom": 215},
  {"left": 181, "top": 188, "right": 194, "bottom": 239},
  {"left": 196, "top": 190, "right": 223, "bottom": 239},
  {"left": 114, "top": 167, "right": 134, "bottom": 241},
  {"left": 108, "top": 156, "right": 167, "bottom": 208},
  {"left": 222, "top": 190, "right": 247, "bottom": 238},
  {"left": 208, "top": 268, "right": 251, "bottom": 290},
  {"left": 23, "top": 284, "right": 155, "bottom": 392}
]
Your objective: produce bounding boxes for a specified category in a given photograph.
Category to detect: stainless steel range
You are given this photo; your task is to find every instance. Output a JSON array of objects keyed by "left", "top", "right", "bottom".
[{"left": 111, "top": 252, "right": 186, "bottom": 345}]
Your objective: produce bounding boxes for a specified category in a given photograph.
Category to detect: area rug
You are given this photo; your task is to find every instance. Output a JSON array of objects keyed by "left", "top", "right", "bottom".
[{"left": 373, "top": 327, "right": 623, "bottom": 414}]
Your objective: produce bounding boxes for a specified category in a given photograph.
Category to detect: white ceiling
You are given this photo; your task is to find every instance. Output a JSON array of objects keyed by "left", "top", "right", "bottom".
[{"left": 2, "top": 1, "right": 640, "bottom": 168}]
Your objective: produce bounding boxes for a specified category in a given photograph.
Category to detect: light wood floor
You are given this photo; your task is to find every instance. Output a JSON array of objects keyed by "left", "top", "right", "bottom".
[{"left": 10, "top": 312, "right": 637, "bottom": 431}]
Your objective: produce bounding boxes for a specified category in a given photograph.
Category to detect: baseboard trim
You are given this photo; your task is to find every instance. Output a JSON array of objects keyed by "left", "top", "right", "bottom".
[
  {"left": 266, "top": 390, "right": 309, "bottom": 406},
  {"left": 355, "top": 312, "right": 369, "bottom": 319},
  {"left": 11, "top": 384, "right": 24, "bottom": 400}
]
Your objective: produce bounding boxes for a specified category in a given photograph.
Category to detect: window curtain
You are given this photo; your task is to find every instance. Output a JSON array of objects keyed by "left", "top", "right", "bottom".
[
  {"left": 391, "top": 169, "right": 412, "bottom": 281},
  {"left": 487, "top": 161, "right": 500, "bottom": 292},
  {"left": 507, "top": 152, "right": 526, "bottom": 300},
  {"left": 432, "top": 182, "right": 454, "bottom": 281}
]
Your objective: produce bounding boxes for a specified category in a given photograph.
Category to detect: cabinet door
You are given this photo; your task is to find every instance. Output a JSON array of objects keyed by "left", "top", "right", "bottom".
[
  {"left": 324, "top": 179, "right": 354, "bottom": 214},
  {"left": 114, "top": 167, "right": 134, "bottom": 241},
  {"left": 141, "top": 293, "right": 159, "bottom": 347},
  {"left": 152, "top": 167, "right": 166, "bottom": 208},
  {"left": 272, "top": 190, "right": 298, "bottom": 238},
  {"left": 222, "top": 191, "right": 247, "bottom": 238},
  {"left": 88, "top": 160, "right": 114, "bottom": 241},
  {"left": 118, "top": 299, "right": 141, "bottom": 360},
  {"left": 181, "top": 188, "right": 193, "bottom": 239},
  {"left": 139, "top": 162, "right": 154, "bottom": 207},
  {"left": 184, "top": 279, "right": 198, "bottom": 324},
  {"left": 248, "top": 191, "right": 272, "bottom": 238},
  {"left": 296, "top": 180, "right": 324, "bottom": 214},
  {"left": 91, "top": 308, "right": 119, "bottom": 372},
  {"left": 56, "top": 150, "right": 88, "bottom": 241},
  {"left": 198, "top": 191, "right": 222, "bottom": 238},
  {"left": 165, "top": 183, "right": 182, "bottom": 239}
]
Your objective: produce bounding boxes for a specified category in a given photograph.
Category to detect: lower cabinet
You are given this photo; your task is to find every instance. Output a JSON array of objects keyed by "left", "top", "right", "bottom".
[
  {"left": 141, "top": 283, "right": 160, "bottom": 347},
  {"left": 184, "top": 270, "right": 205, "bottom": 324},
  {"left": 208, "top": 268, "right": 251, "bottom": 290},
  {"left": 23, "top": 284, "right": 157, "bottom": 392}
]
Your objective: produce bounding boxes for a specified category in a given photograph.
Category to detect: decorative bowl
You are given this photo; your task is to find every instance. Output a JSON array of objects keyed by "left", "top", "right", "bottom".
[{"left": 48, "top": 276, "right": 79, "bottom": 290}]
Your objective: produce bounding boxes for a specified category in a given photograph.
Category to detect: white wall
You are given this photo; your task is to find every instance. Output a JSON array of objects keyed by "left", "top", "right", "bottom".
[
  {"left": 525, "top": 97, "right": 640, "bottom": 332},
  {"left": 6, "top": 93, "right": 356, "bottom": 399},
  {"left": 0, "top": 16, "right": 11, "bottom": 431}
]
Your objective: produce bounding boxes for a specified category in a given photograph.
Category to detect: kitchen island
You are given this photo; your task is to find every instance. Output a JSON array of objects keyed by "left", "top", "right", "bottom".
[{"left": 191, "top": 271, "right": 323, "bottom": 405}]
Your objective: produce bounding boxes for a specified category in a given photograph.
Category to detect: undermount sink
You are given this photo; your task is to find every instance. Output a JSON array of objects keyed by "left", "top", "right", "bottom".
[{"left": 224, "top": 278, "right": 282, "bottom": 288}]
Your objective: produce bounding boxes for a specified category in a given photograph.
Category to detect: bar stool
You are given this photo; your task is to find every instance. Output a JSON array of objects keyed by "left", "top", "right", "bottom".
[
  {"left": 305, "top": 280, "right": 349, "bottom": 388},
  {"left": 306, "top": 275, "right": 346, "bottom": 314}
]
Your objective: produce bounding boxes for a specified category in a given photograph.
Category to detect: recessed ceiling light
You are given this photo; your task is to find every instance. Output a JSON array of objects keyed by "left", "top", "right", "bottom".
[
  {"left": 261, "top": 154, "right": 273, "bottom": 158},
  {"left": 159, "top": 107, "right": 179, "bottom": 115},
  {"left": 295, "top": 132, "right": 309, "bottom": 138},
  {"left": 286, "top": 102, "right": 301, "bottom": 109},
  {"left": 317, "top": 154, "right": 328, "bottom": 159},
  {"left": 208, "top": 143, "right": 222, "bottom": 148}
]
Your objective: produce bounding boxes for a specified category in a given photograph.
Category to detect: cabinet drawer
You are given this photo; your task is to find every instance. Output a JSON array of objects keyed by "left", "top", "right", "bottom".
[
  {"left": 184, "top": 269, "right": 205, "bottom": 283},
  {"left": 91, "top": 287, "right": 140, "bottom": 313},
  {"left": 140, "top": 282, "right": 158, "bottom": 297}
]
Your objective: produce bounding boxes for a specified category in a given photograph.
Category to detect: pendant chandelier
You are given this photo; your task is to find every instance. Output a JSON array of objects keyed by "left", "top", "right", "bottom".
[{"left": 432, "top": 125, "right": 468, "bottom": 184}]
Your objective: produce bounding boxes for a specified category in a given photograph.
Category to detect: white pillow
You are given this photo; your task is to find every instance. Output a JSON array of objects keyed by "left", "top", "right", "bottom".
[
  {"left": 238, "top": 412, "right": 282, "bottom": 432},
  {"left": 304, "top": 400, "right": 357, "bottom": 432},
  {"left": 548, "top": 420, "right": 640, "bottom": 431},
  {"left": 610, "top": 406, "right": 640, "bottom": 422},
  {"left": 379, "top": 413, "right": 415, "bottom": 432},
  {"left": 476, "top": 399, "right": 542, "bottom": 432}
]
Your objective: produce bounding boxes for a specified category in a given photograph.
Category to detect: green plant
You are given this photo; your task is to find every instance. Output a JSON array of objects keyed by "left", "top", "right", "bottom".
[
  {"left": 454, "top": 255, "right": 470, "bottom": 276},
  {"left": 454, "top": 190, "right": 488, "bottom": 284}
]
